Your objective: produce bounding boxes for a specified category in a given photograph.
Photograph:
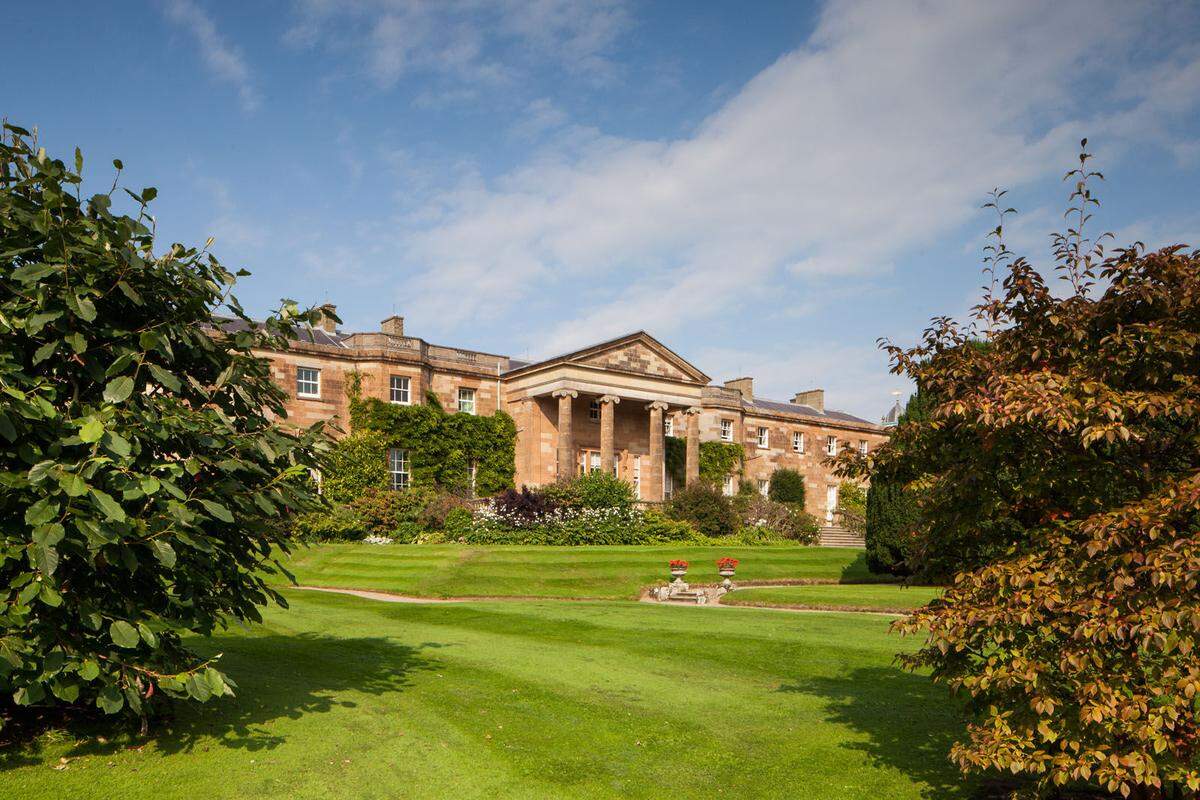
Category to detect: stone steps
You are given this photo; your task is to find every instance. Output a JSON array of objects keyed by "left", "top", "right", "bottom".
[{"left": 818, "top": 526, "right": 866, "bottom": 548}]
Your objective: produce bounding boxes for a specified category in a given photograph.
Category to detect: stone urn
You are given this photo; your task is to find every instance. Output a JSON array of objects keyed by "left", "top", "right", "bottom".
[
  {"left": 716, "top": 559, "right": 738, "bottom": 592},
  {"left": 668, "top": 561, "right": 688, "bottom": 590}
]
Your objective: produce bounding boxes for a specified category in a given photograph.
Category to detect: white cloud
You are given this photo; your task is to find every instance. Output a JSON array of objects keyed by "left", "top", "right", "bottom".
[
  {"left": 389, "top": 0, "right": 1200, "bottom": 363},
  {"left": 286, "top": 0, "right": 631, "bottom": 90},
  {"left": 162, "top": 0, "right": 261, "bottom": 111}
]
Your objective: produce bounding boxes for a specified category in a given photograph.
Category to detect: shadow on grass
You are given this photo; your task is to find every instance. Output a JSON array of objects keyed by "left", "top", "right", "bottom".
[
  {"left": 1, "top": 632, "right": 441, "bottom": 768},
  {"left": 779, "top": 666, "right": 973, "bottom": 799}
]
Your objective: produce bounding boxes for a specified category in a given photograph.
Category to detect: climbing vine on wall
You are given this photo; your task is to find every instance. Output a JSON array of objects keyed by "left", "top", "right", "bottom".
[
  {"left": 343, "top": 375, "right": 516, "bottom": 496},
  {"left": 664, "top": 436, "right": 744, "bottom": 485}
]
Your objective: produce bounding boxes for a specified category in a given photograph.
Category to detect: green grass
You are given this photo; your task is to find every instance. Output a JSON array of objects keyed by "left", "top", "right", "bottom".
[
  {"left": 723, "top": 584, "right": 943, "bottom": 613},
  {"left": 277, "top": 543, "right": 883, "bottom": 599},
  {"left": 4, "top": 590, "right": 970, "bottom": 799}
]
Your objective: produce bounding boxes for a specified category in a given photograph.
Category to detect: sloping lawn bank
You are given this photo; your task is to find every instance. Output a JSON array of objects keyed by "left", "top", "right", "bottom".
[
  {"left": 723, "top": 584, "right": 943, "bottom": 613},
  {"left": 4, "top": 591, "right": 970, "bottom": 799},
  {"left": 276, "top": 543, "right": 886, "bottom": 600}
]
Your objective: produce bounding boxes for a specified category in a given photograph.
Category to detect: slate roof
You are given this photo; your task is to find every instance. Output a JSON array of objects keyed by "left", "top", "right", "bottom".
[
  {"left": 206, "top": 316, "right": 353, "bottom": 348},
  {"left": 744, "top": 397, "right": 876, "bottom": 427}
]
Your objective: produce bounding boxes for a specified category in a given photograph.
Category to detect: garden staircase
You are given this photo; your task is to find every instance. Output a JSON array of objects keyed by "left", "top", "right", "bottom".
[{"left": 817, "top": 526, "right": 865, "bottom": 548}]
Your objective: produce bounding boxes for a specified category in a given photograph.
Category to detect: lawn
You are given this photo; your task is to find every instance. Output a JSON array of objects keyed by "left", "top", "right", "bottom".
[
  {"left": 723, "top": 584, "right": 943, "bottom": 613},
  {"left": 4, "top": 589, "right": 970, "bottom": 800},
  {"left": 277, "top": 543, "right": 885, "bottom": 599}
]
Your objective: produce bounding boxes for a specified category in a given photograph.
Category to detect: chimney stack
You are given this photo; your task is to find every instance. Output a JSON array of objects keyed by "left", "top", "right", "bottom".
[
  {"left": 725, "top": 377, "right": 753, "bottom": 401},
  {"left": 315, "top": 304, "right": 338, "bottom": 334},
  {"left": 793, "top": 389, "right": 824, "bottom": 413},
  {"left": 380, "top": 315, "right": 405, "bottom": 337}
]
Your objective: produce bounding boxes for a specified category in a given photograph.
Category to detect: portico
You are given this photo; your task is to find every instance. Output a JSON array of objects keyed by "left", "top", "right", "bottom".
[{"left": 502, "top": 332, "right": 712, "bottom": 501}]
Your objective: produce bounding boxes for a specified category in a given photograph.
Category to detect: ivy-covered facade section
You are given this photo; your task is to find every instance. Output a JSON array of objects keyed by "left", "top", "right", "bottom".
[
  {"left": 348, "top": 387, "right": 516, "bottom": 496},
  {"left": 664, "top": 436, "right": 744, "bottom": 485}
]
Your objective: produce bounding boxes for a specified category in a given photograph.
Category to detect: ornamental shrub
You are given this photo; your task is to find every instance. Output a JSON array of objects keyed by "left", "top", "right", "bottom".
[
  {"left": 864, "top": 479, "right": 919, "bottom": 576},
  {"left": 416, "top": 491, "right": 474, "bottom": 531},
  {"left": 863, "top": 392, "right": 926, "bottom": 576},
  {"left": 570, "top": 471, "right": 636, "bottom": 511},
  {"left": 836, "top": 481, "right": 867, "bottom": 533},
  {"left": 321, "top": 430, "right": 389, "bottom": 503},
  {"left": 0, "top": 125, "right": 328, "bottom": 729},
  {"left": 767, "top": 468, "right": 806, "bottom": 505},
  {"left": 666, "top": 482, "right": 738, "bottom": 538},
  {"left": 348, "top": 486, "right": 431, "bottom": 536},
  {"left": 492, "top": 487, "right": 557, "bottom": 523},
  {"left": 739, "top": 495, "right": 820, "bottom": 543},
  {"left": 294, "top": 505, "right": 366, "bottom": 542},
  {"left": 838, "top": 145, "right": 1200, "bottom": 796}
]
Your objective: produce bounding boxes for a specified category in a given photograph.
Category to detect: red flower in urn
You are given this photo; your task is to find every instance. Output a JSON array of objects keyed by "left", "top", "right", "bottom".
[{"left": 716, "top": 557, "right": 739, "bottom": 572}]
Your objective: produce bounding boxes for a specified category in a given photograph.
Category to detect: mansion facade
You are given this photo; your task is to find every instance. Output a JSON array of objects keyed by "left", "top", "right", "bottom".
[{"left": 216, "top": 310, "right": 889, "bottom": 522}]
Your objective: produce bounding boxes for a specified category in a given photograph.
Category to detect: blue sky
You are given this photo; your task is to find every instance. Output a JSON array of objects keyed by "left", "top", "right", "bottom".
[{"left": 4, "top": 0, "right": 1199, "bottom": 419}]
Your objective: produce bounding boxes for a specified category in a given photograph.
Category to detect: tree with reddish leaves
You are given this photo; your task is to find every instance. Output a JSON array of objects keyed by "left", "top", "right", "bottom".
[{"left": 840, "top": 142, "right": 1200, "bottom": 798}]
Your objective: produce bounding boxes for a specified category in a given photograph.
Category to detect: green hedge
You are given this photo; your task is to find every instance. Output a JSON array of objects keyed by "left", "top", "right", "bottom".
[{"left": 459, "top": 508, "right": 708, "bottom": 546}]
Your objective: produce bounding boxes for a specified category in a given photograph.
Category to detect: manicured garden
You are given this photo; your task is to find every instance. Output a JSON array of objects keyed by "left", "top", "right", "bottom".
[
  {"left": 722, "top": 583, "right": 942, "bottom": 613},
  {"left": 4, "top": 588, "right": 972, "bottom": 800},
  {"left": 279, "top": 542, "right": 887, "bottom": 600}
]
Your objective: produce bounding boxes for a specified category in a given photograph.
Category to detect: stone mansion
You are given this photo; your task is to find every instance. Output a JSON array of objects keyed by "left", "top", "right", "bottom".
[{"left": 215, "top": 310, "right": 889, "bottom": 522}]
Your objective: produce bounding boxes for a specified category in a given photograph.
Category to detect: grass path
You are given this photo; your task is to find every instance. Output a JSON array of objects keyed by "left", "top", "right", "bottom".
[
  {"left": 277, "top": 544, "right": 885, "bottom": 600},
  {"left": 723, "top": 584, "right": 943, "bottom": 613},
  {"left": 4, "top": 590, "right": 970, "bottom": 800}
]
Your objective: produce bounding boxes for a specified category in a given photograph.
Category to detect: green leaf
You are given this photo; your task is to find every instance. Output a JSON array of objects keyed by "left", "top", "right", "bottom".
[
  {"left": 78, "top": 660, "right": 100, "bottom": 681},
  {"left": 204, "top": 668, "right": 227, "bottom": 696},
  {"left": 96, "top": 686, "right": 124, "bottom": 714},
  {"left": 150, "top": 539, "right": 176, "bottom": 567},
  {"left": 13, "top": 684, "right": 45, "bottom": 706},
  {"left": 39, "top": 583, "right": 62, "bottom": 607},
  {"left": 73, "top": 294, "right": 97, "bottom": 323},
  {"left": 25, "top": 497, "right": 58, "bottom": 527},
  {"left": 185, "top": 673, "right": 212, "bottom": 702},
  {"left": 140, "top": 476, "right": 160, "bottom": 495},
  {"left": 57, "top": 471, "right": 88, "bottom": 497},
  {"left": 90, "top": 489, "right": 127, "bottom": 522},
  {"left": 78, "top": 417, "right": 105, "bottom": 443},
  {"left": 26, "top": 310, "right": 61, "bottom": 335},
  {"left": 103, "top": 431, "right": 132, "bottom": 458},
  {"left": 11, "top": 262, "right": 57, "bottom": 282},
  {"left": 147, "top": 363, "right": 182, "bottom": 392},
  {"left": 198, "top": 499, "right": 234, "bottom": 523},
  {"left": 137, "top": 623, "right": 158, "bottom": 648},
  {"left": 109, "top": 620, "right": 139, "bottom": 649},
  {"left": 51, "top": 679, "right": 80, "bottom": 702},
  {"left": 103, "top": 376, "right": 134, "bottom": 403},
  {"left": 32, "top": 341, "right": 57, "bottom": 364},
  {"left": 0, "top": 411, "right": 16, "bottom": 442}
]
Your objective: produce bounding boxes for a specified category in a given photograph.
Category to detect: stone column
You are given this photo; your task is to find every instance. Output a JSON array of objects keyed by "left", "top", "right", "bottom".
[
  {"left": 646, "top": 401, "right": 669, "bottom": 501},
  {"left": 684, "top": 406, "right": 702, "bottom": 486},
  {"left": 552, "top": 389, "right": 578, "bottom": 480},
  {"left": 598, "top": 395, "right": 620, "bottom": 475}
]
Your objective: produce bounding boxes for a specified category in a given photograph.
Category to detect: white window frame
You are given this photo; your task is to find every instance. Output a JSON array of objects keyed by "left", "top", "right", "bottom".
[
  {"left": 579, "top": 449, "right": 602, "bottom": 475},
  {"left": 859, "top": 440, "right": 869, "bottom": 455},
  {"left": 296, "top": 367, "right": 321, "bottom": 398},
  {"left": 664, "top": 470, "right": 674, "bottom": 500},
  {"left": 758, "top": 479, "right": 769, "bottom": 497},
  {"left": 457, "top": 387, "right": 476, "bottom": 415},
  {"left": 389, "top": 375, "right": 411, "bottom": 405},
  {"left": 826, "top": 484, "right": 838, "bottom": 524},
  {"left": 664, "top": 417, "right": 674, "bottom": 436},
  {"left": 388, "top": 448, "right": 410, "bottom": 490},
  {"left": 469, "top": 460, "right": 477, "bottom": 498},
  {"left": 719, "top": 419, "right": 733, "bottom": 442},
  {"left": 757, "top": 426, "right": 769, "bottom": 448},
  {"left": 632, "top": 455, "right": 641, "bottom": 500},
  {"left": 826, "top": 435, "right": 838, "bottom": 456},
  {"left": 589, "top": 400, "right": 600, "bottom": 422},
  {"left": 793, "top": 431, "right": 805, "bottom": 454},
  {"left": 722, "top": 475, "right": 735, "bottom": 496}
]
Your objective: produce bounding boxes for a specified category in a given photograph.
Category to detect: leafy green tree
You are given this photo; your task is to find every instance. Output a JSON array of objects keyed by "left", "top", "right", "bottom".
[
  {"left": 840, "top": 143, "right": 1200, "bottom": 797},
  {"left": 0, "top": 124, "right": 328, "bottom": 731},
  {"left": 767, "top": 468, "right": 805, "bottom": 506},
  {"left": 863, "top": 392, "right": 926, "bottom": 575},
  {"left": 836, "top": 480, "right": 866, "bottom": 533}
]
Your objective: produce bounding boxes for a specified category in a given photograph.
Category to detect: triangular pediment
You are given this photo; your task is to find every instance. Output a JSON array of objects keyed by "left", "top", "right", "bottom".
[{"left": 506, "top": 331, "right": 710, "bottom": 384}]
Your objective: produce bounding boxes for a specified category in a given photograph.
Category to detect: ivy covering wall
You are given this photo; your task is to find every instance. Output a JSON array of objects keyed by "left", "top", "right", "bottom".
[
  {"left": 345, "top": 382, "right": 516, "bottom": 496},
  {"left": 664, "top": 436, "right": 744, "bottom": 485}
]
